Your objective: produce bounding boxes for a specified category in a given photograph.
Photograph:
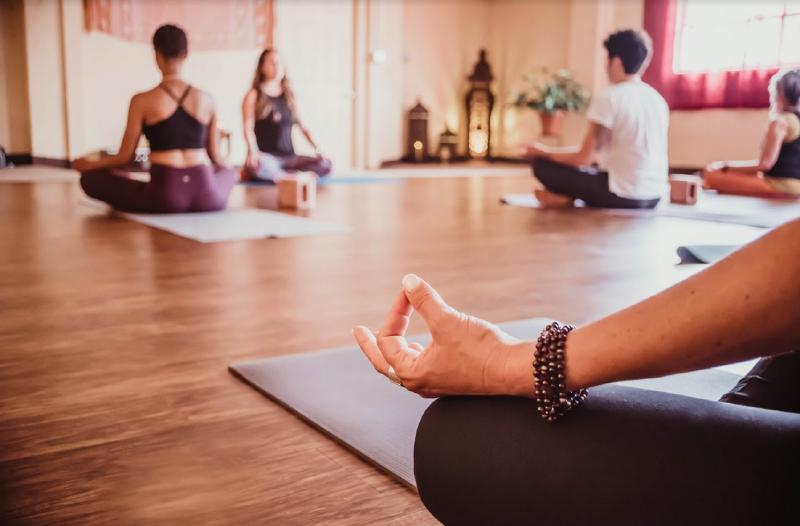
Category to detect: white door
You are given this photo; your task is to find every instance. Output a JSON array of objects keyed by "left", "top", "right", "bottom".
[{"left": 275, "top": 0, "right": 355, "bottom": 169}]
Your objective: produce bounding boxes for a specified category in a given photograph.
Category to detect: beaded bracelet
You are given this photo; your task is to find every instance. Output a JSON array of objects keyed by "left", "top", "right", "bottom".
[{"left": 534, "top": 322, "right": 588, "bottom": 422}]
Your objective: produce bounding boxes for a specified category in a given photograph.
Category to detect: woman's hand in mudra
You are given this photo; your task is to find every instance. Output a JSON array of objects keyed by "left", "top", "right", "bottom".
[
  {"left": 71, "top": 157, "right": 93, "bottom": 173},
  {"left": 245, "top": 151, "right": 261, "bottom": 171},
  {"left": 352, "top": 275, "right": 532, "bottom": 398}
]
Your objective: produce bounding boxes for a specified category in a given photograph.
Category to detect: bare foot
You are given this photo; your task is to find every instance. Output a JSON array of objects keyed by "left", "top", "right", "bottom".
[{"left": 534, "top": 188, "right": 574, "bottom": 208}]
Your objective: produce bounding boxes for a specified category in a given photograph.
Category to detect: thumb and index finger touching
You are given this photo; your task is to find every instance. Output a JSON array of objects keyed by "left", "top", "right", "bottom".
[
  {"left": 400, "top": 274, "right": 451, "bottom": 328},
  {"left": 353, "top": 274, "right": 451, "bottom": 374}
]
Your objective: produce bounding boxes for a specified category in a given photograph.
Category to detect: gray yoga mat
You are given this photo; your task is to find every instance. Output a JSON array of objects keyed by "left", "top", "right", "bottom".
[
  {"left": 230, "top": 318, "right": 744, "bottom": 488},
  {"left": 677, "top": 244, "right": 741, "bottom": 264},
  {"left": 500, "top": 192, "right": 800, "bottom": 228}
]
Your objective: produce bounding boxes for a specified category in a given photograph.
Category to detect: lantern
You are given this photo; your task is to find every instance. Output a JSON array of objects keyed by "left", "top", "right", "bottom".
[
  {"left": 438, "top": 127, "right": 458, "bottom": 163},
  {"left": 405, "top": 99, "right": 429, "bottom": 163},
  {"left": 465, "top": 49, "right": 494, "bottom": 160}
]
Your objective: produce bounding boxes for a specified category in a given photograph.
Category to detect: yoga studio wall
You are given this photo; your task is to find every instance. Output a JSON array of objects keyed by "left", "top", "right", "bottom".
[{"left": 0, "top": 0, "right": 768, "bottom": 169}]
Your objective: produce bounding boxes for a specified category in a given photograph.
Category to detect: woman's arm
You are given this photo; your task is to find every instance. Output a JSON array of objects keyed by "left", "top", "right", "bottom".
[
  {"left": 241, "top": 89, "right": 260, "bottom": 169},
  {"left": 705, "top": 117, "right": 787, "bottom": 175},
  {"left": 293, "top": 110, "right": 320, "bottom": 155},
  {"left": 522, "top": 122, "right": 606, "bottom": 168},
  {"left": 756, "top": 117, "right": 787, "bottom": 171},
  {"left": 72, "top": 95, "right": 143, "bottom": 172},
  {"left": 562, "top": 218, "right": 800, "bottom": 391},
  {"left": 205, "top": 99, "right": 228, "bottom": 167},
  {"left": 353, "top": 219, "right": 800, "bottom": 398}
]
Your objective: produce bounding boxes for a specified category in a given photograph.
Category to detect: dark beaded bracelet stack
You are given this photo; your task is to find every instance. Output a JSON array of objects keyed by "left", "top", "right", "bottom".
[{"left": 534, "top": 322, "right": 588, "bottom": 422}]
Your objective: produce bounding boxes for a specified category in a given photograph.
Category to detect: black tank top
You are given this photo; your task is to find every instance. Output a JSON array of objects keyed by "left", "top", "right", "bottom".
[
  {"left": 767, "top": 111, "right": 800, "bottom": 179},
  {"left": 142, "top": 84, "right": 208, "bottom": 152},
  {"left": 254, "top": 93, "right": 295, "bottom": 156}
]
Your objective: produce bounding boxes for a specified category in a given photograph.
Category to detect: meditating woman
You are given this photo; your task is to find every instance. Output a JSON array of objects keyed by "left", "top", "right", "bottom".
[
  {"left": 73, "top": 25, "right": 235, "bottom": 213},
  {"left": 241, "top": 49, "right": 332, "bottom": 182},
  {"left": 352, "top": 219, "right": 800, "bottom": 525},
  {"left": 704, "top": 69, "right": 800, "bottom": 198}
]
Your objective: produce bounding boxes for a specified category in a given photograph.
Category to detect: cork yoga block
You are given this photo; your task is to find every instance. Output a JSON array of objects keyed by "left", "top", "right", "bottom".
[
  {"left": 278, "top": 173, "right": 317, "bottom": 210},
  {"left": 669, "top": 174, "right": 701, "bottom": 205}
]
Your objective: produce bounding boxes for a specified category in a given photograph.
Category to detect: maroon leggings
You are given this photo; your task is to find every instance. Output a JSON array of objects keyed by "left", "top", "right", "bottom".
[{"left": 80, "top": 164, "right": 237, "bottom": 213}]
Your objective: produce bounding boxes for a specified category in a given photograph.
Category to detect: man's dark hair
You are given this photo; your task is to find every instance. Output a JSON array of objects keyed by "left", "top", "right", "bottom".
[
  {"left": 603, "top": 29, "right": 652, "bottom": 74},
  {"left": 152, "top": 24, "right": 188, "bottom": 59},
  {"left": 773, "top": 69, "right": 800, "bottom": 106}
]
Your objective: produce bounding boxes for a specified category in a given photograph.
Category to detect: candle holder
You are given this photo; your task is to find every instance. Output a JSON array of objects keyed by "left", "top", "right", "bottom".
[{"left": 466, "top": 49, "right": 494, "bottom": 160}]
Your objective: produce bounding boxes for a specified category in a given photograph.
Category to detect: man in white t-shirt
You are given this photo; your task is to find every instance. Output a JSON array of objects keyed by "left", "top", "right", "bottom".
[{"left": 524, "top": 29, "right": 669, "bottom": 209}]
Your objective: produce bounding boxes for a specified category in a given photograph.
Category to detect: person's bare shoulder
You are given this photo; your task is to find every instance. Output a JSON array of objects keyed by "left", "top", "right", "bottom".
[
  {"left": 127, "top": 90, "right": 152, "bottom": 110},
  {"left": 243, "top": 87, "right": 258, "bottom": 101},
  {"left": 137, "top": 85, "right": 165, "bottom": 99},
  {"left": 189, "top": 87, "right": 216, "bottom": 113},
  {"left": 778, "top": 111, "right": 800, "bottom": 142}
]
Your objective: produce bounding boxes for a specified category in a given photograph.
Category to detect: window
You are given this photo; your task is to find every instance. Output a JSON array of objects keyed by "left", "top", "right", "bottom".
[{"left": 673, "top": 0, "right": 800, "bottom": 74}]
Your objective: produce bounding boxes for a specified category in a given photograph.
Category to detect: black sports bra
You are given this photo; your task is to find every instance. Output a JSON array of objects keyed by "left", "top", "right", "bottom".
[
  {"left": 767, "top": 110, "right": 800, "bottom": 180},
  {"left": 253, "top": 93, "right": 295, "bottom": 156},
  {"left": 142, "top": 84, "right": 208, "bottom": 152}
]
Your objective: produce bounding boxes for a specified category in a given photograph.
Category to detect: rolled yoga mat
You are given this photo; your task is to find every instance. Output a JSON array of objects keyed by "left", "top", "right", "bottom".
[
  {"left": 230, "top": 318, "right": 749, "bottom": 488},
  {"left": 676, "top": 244, "right": 741, "bottom": 264}
]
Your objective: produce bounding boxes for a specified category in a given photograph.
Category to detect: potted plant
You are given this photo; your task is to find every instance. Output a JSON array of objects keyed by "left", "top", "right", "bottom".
[{"left": 511, "top": 69, "right": 590, "bottom": 137}]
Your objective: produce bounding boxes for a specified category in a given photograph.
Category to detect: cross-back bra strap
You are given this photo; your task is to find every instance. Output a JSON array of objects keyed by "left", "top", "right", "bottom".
[
  {"left": 178, "top": 85, "right": 192, "bottom": 105},
  {"left": 158, "top": 83, "right": 182, "bottom": 102}
]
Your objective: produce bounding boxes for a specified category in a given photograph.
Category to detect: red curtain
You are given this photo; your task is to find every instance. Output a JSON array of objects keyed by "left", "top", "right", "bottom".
[
  {"left": 642, "top": 0, "right": 775, "bottom": 110},
  {"left": 83, "top": 0, "right": 274, "bottom": 51}
]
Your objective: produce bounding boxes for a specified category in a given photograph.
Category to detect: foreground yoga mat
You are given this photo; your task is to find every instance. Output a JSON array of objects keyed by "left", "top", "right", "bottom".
[
  {"left": 121, "top": 208, "right": 350, "bottom": 243},
  {"left": 230, "top": 318, "right": 750, "bottom": 488},
  {"left": 677, "top": 244, "right": 741, "bottom": 264},
  {"left": 500, "top": 192, "right": 800, "bottom": 228}
]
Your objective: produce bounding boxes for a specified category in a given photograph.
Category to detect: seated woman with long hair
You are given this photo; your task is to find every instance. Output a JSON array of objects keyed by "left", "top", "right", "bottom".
[
  {"left": 703, "top": 69, "right": 800, "bottom": 198},
  {"left": 72, "top": 24, "right": 236, "bottom": 213},
  {"left": 241, "top": 49, "right": 332, "bottom": 182}
]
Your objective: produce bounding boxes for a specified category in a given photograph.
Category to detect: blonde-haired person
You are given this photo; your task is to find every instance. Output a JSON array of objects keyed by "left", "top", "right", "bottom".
[
  {"left": 704, "top": 69, "right": 800, "bottom": 198},
  {"left": 241, "top": 49, "right": 331, "bottom": 182}
]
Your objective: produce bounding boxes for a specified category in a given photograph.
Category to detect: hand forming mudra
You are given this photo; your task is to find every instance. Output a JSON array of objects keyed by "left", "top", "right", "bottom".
[{"left": 352, "top": 274, "right": 534, "bottom": 399}]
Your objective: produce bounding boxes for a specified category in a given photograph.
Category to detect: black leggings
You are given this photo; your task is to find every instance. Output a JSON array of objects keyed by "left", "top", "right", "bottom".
[
  {"left": 414, "top": 354, "right": 800, "bottom": 526},
  {"left": 721, "top": 351, "right": 800, "bottom": 412},
  {"left": 533, "top": 157, "right": 660, "bottom": 209}
]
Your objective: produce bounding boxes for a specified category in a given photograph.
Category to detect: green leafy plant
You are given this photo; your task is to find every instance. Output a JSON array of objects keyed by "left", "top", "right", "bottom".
[{"left": 511, "top": 69, "right": 590, "bottom": 113}]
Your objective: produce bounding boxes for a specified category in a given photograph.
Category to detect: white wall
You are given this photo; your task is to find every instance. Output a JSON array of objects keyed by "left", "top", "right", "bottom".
[
  {"left": 274, "top": 0, "right": 355, "bottom": 167},
  {"left": 488, "top": 0, "right": 574, "bottom": 156},
  {"left": 23, "top": 0, "right": 68, "bottom": 159},
  {"left": 38, "top": 0, "right": 354, "bottom": 166},
  {"left": 75, "top": 31, "right": 262, "bottom": 163},
  {"left": 401, "top": 0, "right": 490, "bottom": 157},
  {"left": 670, "top": 109, "right": 768, "bottom": 167},
  {"left": 0, "top": 0, "right": 31, "bottom": 154},
  {"left": 478, "top": 0, "right": 769, "bottom": 166},
  {"left": 611, "top": 0, "right": 769, "bottom": 166},
  {"left": 0, "top": 0, "right": 775, "bottom": 168},
  {"left": 363, "top": 0, "right": 405, "bottom": 167}
]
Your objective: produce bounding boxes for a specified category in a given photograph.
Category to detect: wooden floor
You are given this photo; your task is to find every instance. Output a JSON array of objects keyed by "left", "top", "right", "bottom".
[{"left": 0, "top": 171, "right": 763, "bottom": 525}]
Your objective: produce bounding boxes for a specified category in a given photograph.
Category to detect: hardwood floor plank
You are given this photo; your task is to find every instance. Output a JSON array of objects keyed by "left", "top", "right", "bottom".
[{"left": 0, "top": 172, "right": 763, "bottom": 524}]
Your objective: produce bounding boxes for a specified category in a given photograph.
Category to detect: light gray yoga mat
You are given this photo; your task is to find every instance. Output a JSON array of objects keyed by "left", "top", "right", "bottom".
[
  {"left": 120, "top": 208, "right": 350, "bottom": 243},
  {"left": 500, "top": 192, "right": 800, "bottom": 228},
  {"left": 230, "top": 318, "right": 748, "bottom": 488}
]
